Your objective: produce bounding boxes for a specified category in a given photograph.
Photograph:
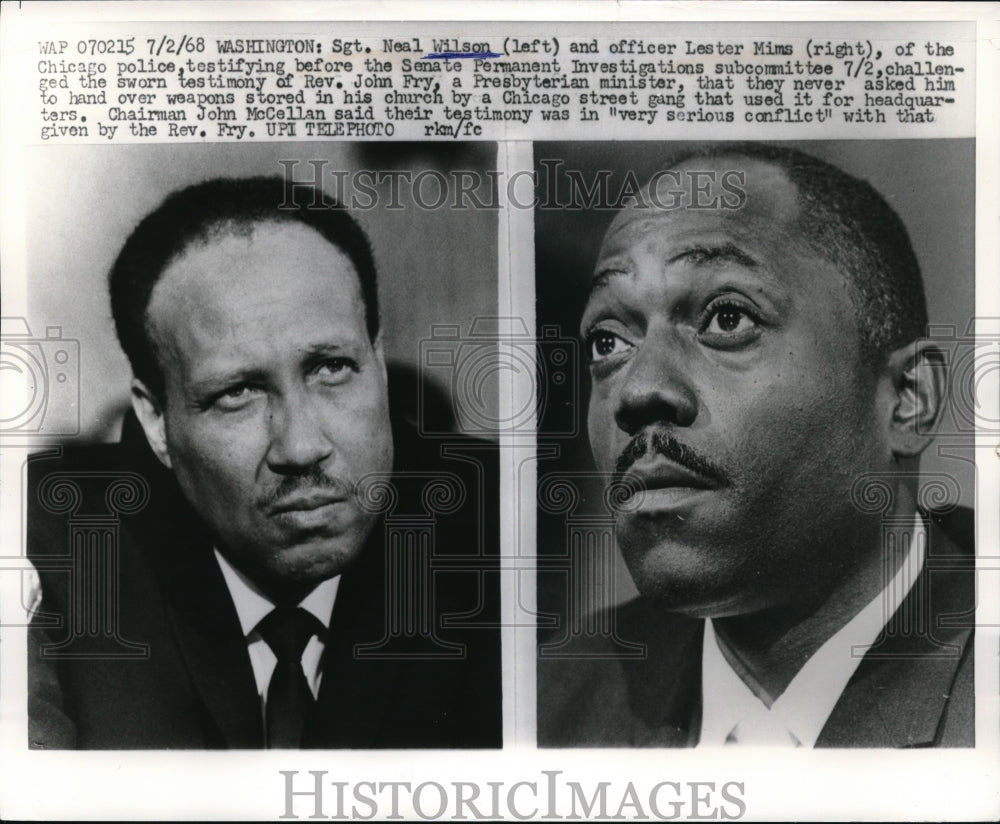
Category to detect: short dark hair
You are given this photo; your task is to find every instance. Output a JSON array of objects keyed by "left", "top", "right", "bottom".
[
  {"left": 109, "top": 176, "right": 379, "bottom": 403},
  {"left": 664, "top": 142, "right": 928, "bottom": 366}
]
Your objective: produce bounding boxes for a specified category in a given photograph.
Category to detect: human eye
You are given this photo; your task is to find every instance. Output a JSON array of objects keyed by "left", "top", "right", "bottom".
[
  {"left": 584, "top": 328, "right": 634, "bottom": 364},
  {"left": 211, "top": 384, "right": 262, "bottom": 412},
  {"left": 312, "top": 357, "right": 358, "bottom": 386},
  {"left": 698, "top": 298, "right": 764, "bottom": 348}
]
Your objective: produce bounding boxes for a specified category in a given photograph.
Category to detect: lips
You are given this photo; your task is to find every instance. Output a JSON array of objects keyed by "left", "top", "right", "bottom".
[
  {"left": 267, "top": 491, "right": 349, "bottom": 516},
  {"left": 617, "top": 456, "right": 718, "bottom": 513},
  {"left": 624, "top": 455, "right": 718, "bottom": 491}
]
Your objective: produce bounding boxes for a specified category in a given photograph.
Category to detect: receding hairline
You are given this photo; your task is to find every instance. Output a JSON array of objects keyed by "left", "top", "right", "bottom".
[
  {"left": 635, "top": 152, "right": 806, "bottom": 225},
  {"left": 159, "top": 212, "right": 354, "bottom": 271},
  {"left": 146, "top": 214, "right": 363, "bottom": 307},
  {"left": 142, "top": 216, "right": 368, "bottom": 365},
  {"left": 601, "top": 154, "right": 828, "bottom": 274}
]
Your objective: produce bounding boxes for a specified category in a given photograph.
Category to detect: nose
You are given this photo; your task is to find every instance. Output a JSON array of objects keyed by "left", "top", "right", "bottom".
[
  {"left": 265, "top": 390, "right": 335, "bottom": 473},
  {"left": 613, "top": 329, "right": 698, "bottom": 436}
]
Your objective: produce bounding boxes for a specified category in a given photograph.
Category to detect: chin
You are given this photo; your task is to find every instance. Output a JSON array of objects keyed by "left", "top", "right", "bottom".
[
  {"left": 236, "top": 537, "right": 365, "bottom": 598},
  {"left": 282, "top": 538, "right": 367, "bottom": 580},
  {"left": 618, "top": 530, "right": 752, "bottom": 617},
  {"left": 628, "top": 569, "right": 752, "bottom": 618}
]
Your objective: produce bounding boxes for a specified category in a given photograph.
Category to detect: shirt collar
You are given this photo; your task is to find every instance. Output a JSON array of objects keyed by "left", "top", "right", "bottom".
[
  {"left": 698, "top": 514, "right": 927, "bottom": 747},
  {"left": 214, "top": 548, "right": 339, "bottom": 637},
  {"left": 699, "top": 619, "right": 773, "bottom": 745}
]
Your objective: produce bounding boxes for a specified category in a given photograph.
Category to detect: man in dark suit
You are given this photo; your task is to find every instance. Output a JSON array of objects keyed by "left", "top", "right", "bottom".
[
  {"left": 28, "top": 177, "right": 501, "bottom": 749},
  {"left": 538, "top": 143, "right": 974, "bottom": 748}
]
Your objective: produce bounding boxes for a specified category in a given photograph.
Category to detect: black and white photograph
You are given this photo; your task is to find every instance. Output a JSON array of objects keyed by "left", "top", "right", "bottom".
[
  {"left": 535, "top": 140, "right": 976, "bottom": 748},
  {"left": 0, "top": 3, "right": 997, "bottom": 822},
  {"left": 19, "top": 141, "right": 503, "bottom": 750}
]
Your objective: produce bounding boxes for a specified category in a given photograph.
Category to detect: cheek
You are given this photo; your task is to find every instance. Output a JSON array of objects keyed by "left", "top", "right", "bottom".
[
  {"left": 324, "top": 381, "right": 393, "bottom": 469},
  {"left": 586, "top": 394, "right": 618, "bottom": 470},
  {"left": 164, "top": 414, "right": 263, "bottom": 502},
  {"left": 721, "top": 367, "right": 878, "bottom": 490}
]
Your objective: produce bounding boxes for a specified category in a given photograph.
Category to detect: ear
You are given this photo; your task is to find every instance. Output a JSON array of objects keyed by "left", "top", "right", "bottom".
[
  {"left": 884, "top": 340, "right": 947, "bottom": 459},
  {"left": 130, "top": 378, "right": 172, "bottom": 469},
  {"left": 372, "top": 331, "right": 388, "bottom": 384}
]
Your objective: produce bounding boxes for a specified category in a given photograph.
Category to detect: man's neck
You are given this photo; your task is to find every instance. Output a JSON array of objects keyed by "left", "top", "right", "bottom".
[{"left": 711, "top": 505, "right": 920, "bottom": 705}]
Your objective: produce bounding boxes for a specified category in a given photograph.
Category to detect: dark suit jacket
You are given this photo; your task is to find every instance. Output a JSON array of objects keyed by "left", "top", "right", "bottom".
[
  {"left": 28, "top": 415, "right": 502, "bottom": 749},
  {"left": 538, "top": 508, "right": 975, "bottom": 748}
]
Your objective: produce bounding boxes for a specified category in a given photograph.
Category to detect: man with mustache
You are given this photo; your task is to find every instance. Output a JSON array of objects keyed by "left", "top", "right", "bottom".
[
  {"left": 538, "top": 143, "right": 974, "bottom": 748},
  {"left": 28, "top": 176, "right": 501, "bottom": 749}
]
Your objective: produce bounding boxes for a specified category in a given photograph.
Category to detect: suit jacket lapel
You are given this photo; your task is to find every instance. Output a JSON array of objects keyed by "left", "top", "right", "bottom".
[
  {"left": 142, "top": 482, "right": 264, "bottom": 749},
  {"left": 162, "top": 561, "right": 265, "bottom": 748},
  {"left": 818, "top": 511, "right": 974, "bottom": 747},
  {"left": 306, "top": 522, "right": 404, "bottom": 748},
  {"left": 616, "top": 600, "right": 703, "bottom": 746}
]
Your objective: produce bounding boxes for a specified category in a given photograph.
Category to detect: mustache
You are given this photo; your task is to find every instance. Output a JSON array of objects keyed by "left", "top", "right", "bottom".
[
  {"left": 257, "top": 467, "right": 355, "bottom": 509},
  {"left": 614, "top": 430, "right": 728, "bottom": 486}
]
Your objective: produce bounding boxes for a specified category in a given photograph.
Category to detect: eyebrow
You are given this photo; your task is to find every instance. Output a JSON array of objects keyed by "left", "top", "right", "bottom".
[
  {"left": 187, "top": 342, "right": 359, "bottom": 398},
  {"left": 588, "top": 241, "right": 760, "bottom": 301},
  {"left": 187, "top": 367, "right": 267, "bottom": 401},
  {"left": 298, "top": 341, "right": 360, "bottom": 367},
  {"left": 668, "top": 242, "right": 759, "bottom": 269}
]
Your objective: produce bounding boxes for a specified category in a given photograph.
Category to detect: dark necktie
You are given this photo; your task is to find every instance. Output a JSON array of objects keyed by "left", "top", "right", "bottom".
[{"left": 256, "top": 607, "right": 320, "bottom": 749}]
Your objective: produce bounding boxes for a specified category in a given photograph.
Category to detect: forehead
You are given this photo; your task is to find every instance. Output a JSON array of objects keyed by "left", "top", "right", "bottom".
[
  {"left": 600, "top": 157, "right": 804, "bottom": 260},
  {"left": 147, "top": 221, "right": 364, "bottom": 338},
  {"left": 586, "top": 158, "right": 863, "bottom": 336},
  {"left": 591, "top": 157, "right": 854, "bottom": 301}
]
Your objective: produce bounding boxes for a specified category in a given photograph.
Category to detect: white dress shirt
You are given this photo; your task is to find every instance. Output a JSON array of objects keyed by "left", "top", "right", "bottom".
[
  {"left": 214, "top": 548, "right": 340, "bottom": 701},
  {"left": 697, "top": 516, "right": 927, "bottom": 747}
]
